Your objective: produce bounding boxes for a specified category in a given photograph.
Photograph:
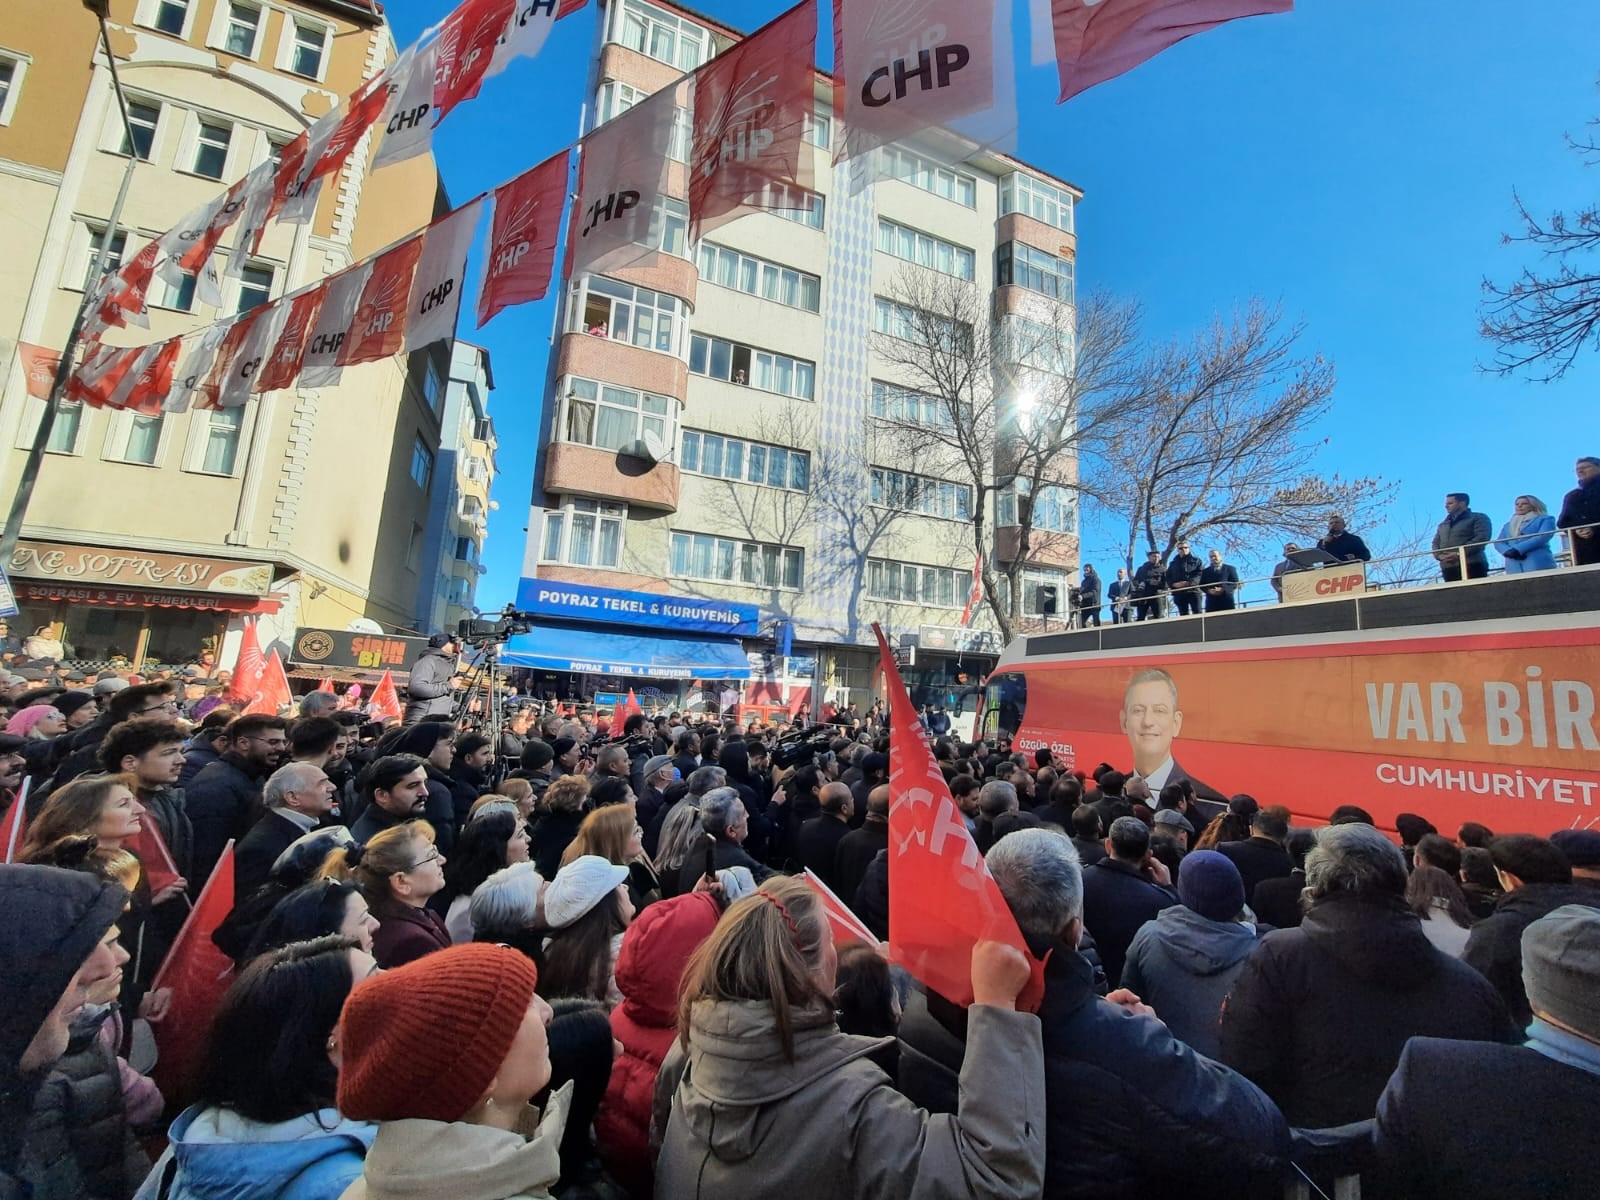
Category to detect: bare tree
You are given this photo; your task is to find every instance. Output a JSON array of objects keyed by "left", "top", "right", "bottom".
[
  {"left": 871, "top": 269, "right": 1149, "bottom": 640},
  {"left": 1480, "top": 89, "right": 1600, "bottom": 381},
  {"left": 1089, "top": 302, "right": 1395, "bottom": 571}
]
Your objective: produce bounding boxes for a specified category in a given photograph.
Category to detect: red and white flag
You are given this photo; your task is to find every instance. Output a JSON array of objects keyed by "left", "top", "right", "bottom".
[
  {"left": 245, "top": 650, "right": 293, "bottom": 716},
  {"left": 223, "top": 162, "right": 279, "bottom": 281},
  {"left": 959, "top": 556, "right": 984, "bottom": 627},
  {"left": 150, "top": 843, "right": 235, "bottom": 1105},
  {"left": 486, "top": 0, "right": 562, "bottom": 77},
  {"left": 163, "top": 177, "right": 253, "bottom": 286},
  {"left": 123, "top": 339, "right": 182, "bottom": 414},
  {"left": 338, "top": 237, "right": 424, "bottom": 366},
  {"left": 874, "top": 623, "right": 1040, "bottom": 1008},
  {"left": 369, "top": 669, "right": 403, "bottom": 724},
  {"left": 569, "top": 78, "right": 688, "bottom": 278},
  {"left": 229, "top": 620, "right": 267, "bottom": 708},
  {"left": 801, "top": 869, "right": 880, "bottom": 946},
  {"left": 403, "top": 199, "right": 483, "bottom": 353},
  {"left": 476, "top": 149, "right": 568, "bottom": 327},
  {"left": 128, "top": 813, "right": 184, "bottom": 897},
  {"left": 67, "top": 343, "right": 142, "bottom": 409},
  {"left": 165, "top": 323, "right": 231, "bottom": 413},
  {"left": 254, "top": 284, "right": 327, "bottom": 393},
  {"left": 306, "top": 80, "right": 391, "bottom": 188},
  {"left": 1050, "top": 0, "right": 1292, "bottom": 101},
  {"left": 16, "top": 344, "right": 62, "bottom": 400},
  {"left": 833, "top": 0, "right": 1017, "bottom": 167},
  {"left": 434, "top": 0, "right": 516, "bottom": 122},
  {"left": 299, "top": 262, "right": 372, "bottom": 388},
  {"left": 212, "top": 301, "right": 288, "bottom": 408},
  {"left": 689, "top": 0, "right": 815, "bottom": 241},
  {"left": 372, "top": 43, "right": 438, "bottom": 171},
  {"left": 316, "top": 677, "right": 336, "bottom": 694},
  {"left": 1, "top": 779, "right": 32, "bottom": 864},
  {"left": 273, "top": 108, "right": 342, "bottom": 226}
]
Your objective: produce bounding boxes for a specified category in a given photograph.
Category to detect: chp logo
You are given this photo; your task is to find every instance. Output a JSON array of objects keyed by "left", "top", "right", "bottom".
[{"left": 295, "top": 630, "right": 336, "bottom": 662}]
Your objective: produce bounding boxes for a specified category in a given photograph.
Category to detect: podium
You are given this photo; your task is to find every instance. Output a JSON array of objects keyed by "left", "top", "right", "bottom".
[{"left": 1282, "top": 560, "right": 1368, "bottom": 604}]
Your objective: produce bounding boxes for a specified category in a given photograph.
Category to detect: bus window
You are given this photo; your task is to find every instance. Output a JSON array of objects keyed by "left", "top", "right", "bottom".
[{"left": 984, "top": 672, "right": 1027, "bottom": 739}]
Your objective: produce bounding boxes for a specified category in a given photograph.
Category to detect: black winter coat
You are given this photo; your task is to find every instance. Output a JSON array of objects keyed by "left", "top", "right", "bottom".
[
  {"left": 1460, "top": 883, "right": 1600, "bottom": 1027},
  {"left": 833, "top": 819, "right": 888, "bottom": 914},
  {"left": 232, "top": 809, "right": 310, "bottom": 903},
  {"left": 47, "top": 1009, "right": 149, "bottom": 1200},
  {"left": 853, "top": 848, "right": 889, "bottom": 938},
  {"left": 1216, "top": 836, "right": 1293, "bottom": 908},
  {"left": 1218, "top": 894, "right": 1516, "bottom": 1128},
  {"left": 794, "top": 815, "right": 851, "bottom": 891},
  {"left": 674, "top": 837, "right": 771, "bottom": 895},
  {"left": 1556, "top": 476, "right": 1600, "bottom": 565},
  {"left": 1080, "top": 857, "right": 1179, "bottom": 988},
  {"left": 183, "top": 755, "right": 266, "bottom": 885}
]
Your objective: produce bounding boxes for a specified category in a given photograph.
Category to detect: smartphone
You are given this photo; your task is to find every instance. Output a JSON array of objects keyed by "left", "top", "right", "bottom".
[{"left": 702, "top": 833, "right": 717, "bottom": 885}]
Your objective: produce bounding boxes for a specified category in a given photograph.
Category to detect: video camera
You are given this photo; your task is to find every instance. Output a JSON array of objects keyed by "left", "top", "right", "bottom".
[
  {"left": 457, "top": 605, "right": 534, "bottom": 648},
  {"left": 771, "top": 725, "right": 836, "bottom": 770}
]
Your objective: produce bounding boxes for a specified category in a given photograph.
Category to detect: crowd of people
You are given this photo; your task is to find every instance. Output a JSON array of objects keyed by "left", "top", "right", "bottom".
[{"left": 3, "top": 652, "right": 1598, "bottom": 1199}]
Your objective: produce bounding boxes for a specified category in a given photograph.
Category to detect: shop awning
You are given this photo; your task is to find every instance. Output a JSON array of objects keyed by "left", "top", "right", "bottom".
[
  {"left": 17, "top": 582, "right": 281, "bottom": 613},
  {"left": 500, "top": 625, "right": 750, "bottom": 680}
]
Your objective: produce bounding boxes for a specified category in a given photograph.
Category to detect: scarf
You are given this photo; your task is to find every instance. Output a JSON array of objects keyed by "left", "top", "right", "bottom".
[{"left": 1525, "top": 1016, "right": 1600, "bottom": 1078}]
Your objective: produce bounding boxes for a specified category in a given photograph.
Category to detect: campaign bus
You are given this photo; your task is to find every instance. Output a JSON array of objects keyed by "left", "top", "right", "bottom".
[{"left": 981, "top": 568, "right": 1600, "bottom": 833}]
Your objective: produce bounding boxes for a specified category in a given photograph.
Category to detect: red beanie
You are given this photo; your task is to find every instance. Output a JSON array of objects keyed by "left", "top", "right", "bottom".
[{"left": 337, "top": 943, "right": 539, "bottom": 1123}]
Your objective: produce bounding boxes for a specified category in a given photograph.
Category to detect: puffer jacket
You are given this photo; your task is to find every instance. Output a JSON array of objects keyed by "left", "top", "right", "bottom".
[
  {"left": 1120, "top": 906, "right": 1259, "bottom": 1059},
  {"left": 596, "top": 892, "right": 721, "bottom": 1197},
  {"left": 1033, "top": 947, "right": 1287, "bottom": 1200},
  {"left": 654, "top": 999, "right": 1044, "bottom": 1200},
  {"left": 1219, "top": 894, "right": 1516, "bottom": 1128},
  {"left": 401, "top": 650, "right": 456, "bottom": 724},
  {"left": 134, "top": 1106, "right": 374, "bottom": 1200},
  {"left": 45, "top": 1007, "right": 150, "bottom": 1200}
]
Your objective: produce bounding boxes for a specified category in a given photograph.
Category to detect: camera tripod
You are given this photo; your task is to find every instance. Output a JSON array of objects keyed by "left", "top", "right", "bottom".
[{"left": 451, "top": 638, "right": 507, "bottom": 779}]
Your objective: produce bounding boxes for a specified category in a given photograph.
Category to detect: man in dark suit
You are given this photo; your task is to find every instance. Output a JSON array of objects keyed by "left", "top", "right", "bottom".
[
  {"left": 1120, "top": 668, "right": 1225, "bottom": 806},
  {"left": 834, "top": 784, "right": 889, "bottom": 909},
  {"left": 796, "top": 781, "right": 854, "bottom": 893},
  {"left": 1217, "top": 806, "right": 1294, "bottom": 907},
  {"left": 233, "top": 761, "right": 338, "bottom": 903},
  {"left": 1198, "top": 549, "right": 1240, "bottom": 612}
]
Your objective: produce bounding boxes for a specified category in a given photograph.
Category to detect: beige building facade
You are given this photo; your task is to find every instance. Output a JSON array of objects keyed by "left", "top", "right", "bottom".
[
  {"left": 517, "top": 0, "right": 1083, "bottom": 710},
  {"left": 0, "top": 0, "right": 469, "bottom": 669}
]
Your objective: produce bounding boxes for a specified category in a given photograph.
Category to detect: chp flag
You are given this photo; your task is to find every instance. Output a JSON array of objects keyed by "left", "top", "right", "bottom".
[
  {"left": 165, "top": 322, "right": 231, "bottom": 413},
  {"left": 403, "top": 199, "right": 484, "bottom": 353},
  {"left": 15, "top": 344, "right": 62, "bottom": 400},
  {"left": 211, "top": 301, "right": 289, "bottom": 408},
  {"left": 476, "top": 149, "right": 569, "bottom": 327},
  {"left": 1050, "top": 0, "right": 1293, "bottom": 101},
  {"left": 253, "top": 284, "right": 328, "bottom": 393},
  {"left": 299, "top": 262, "right": 373, "bottom": 388},
  {"left": 486, "top": 0, "right": 563, "bottom": 77},
  {"left": 959, "top": 556, "right": 984, "bottom": 627},
  {"left": 688, "top": 0, "right": 816, "bottom": 241},
  {"left": 337, "top": 237, "right": 424, "bottom": 366},
  {"left": 372, "top": 43, "right": 438, "bottom": 171},
  {"left": 832, "top": 0, "right": 1018, "bottom": 170},
  {"left": 433, "top": 0, "right": 516, "bottom": 122}
]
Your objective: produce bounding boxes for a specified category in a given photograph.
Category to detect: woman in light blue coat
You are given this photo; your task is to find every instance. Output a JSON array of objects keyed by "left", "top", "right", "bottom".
[{"left": 1495, "top": 494, "right": 1558, "bottom": 573}]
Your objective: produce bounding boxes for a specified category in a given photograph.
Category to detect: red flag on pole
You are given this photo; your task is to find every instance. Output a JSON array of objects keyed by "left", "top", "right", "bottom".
[
  {"left": 476, "top": 149, "right": 569, "bottom": 327},
  {"left": 127, "top": 814, "right": 184, "bottom": 896},
  {"left": 434, "top": 0, "right": 516, "bottom": 122},
  {"left": 150, "top": 842, "right": 236, "bottom": 1105},
  {"left": 68, "top": 344, "right": 142, "bottom": 409},
  {"left": 337, "top": 236, "right": 424, "bottom": 366},
  {"left": 1050, "top": 0, "right": 1293, "bottom": 101},
  {"left": 16, "top": 344, "right": 62, "bottom": 400},
  {"left": 228, "top": 621, "right": 266, "bottom": 708},
  {"left": 688, "top": 0, "right": 816, "bottom": 241},
  {"left": 618, "top": 688, "right": 644, "bottom": 726},
  {"left": 118, "top": 339, "right": 181, "bottom": 415},
  {"left": 244, "top": 649, "right": 293, "bottom": 717},
  {"left": 316, "top": 677, "right": 336, "bottom": 694},
  {"left": 959, "top": 556, "right": 984, "bottom": 627},
  {"left": 369, "top": 669, "right": 403, "bottom": 724},
  {"left": 1, "top": 779, "right": 33, "bottom": 864},
  {"left": 801, "top": 868, "right": 879, "bottom": 946},
  {"left": 873, "top": 623, "right": 1038, "bottom": 1007}
]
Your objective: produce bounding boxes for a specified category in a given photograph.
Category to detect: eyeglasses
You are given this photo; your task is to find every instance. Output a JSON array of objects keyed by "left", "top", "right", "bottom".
[
  {"left": 140, "top": 700, "right": 180, "bottom": 713},
  {"left": 404, "top": 849, "right": 442, "bottom": 871}
]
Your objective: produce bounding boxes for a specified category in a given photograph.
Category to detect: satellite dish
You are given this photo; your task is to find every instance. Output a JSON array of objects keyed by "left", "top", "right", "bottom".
[
  {"left": 623, "top": 429, "right": 671, "bottom": 464},
  {"left": 345, "top": 618, "right": 384, "bottom": 634}
]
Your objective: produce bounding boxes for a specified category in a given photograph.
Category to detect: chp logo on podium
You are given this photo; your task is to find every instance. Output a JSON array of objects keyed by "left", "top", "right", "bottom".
[{"left": 1283, "top": 562, "right": 1368, "bottom": 605}]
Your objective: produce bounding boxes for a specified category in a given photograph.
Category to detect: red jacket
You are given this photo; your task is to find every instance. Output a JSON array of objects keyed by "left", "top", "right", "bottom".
[{"left": 595, "top": 891, "right": 721, "bottom": 1196}]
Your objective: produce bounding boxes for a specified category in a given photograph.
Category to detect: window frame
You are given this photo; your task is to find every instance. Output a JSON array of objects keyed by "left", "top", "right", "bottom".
[
  {"left": 613, "top": 0, "right": 713, "bottom": 71},
  {"left": 689, "top": 333, "right": 815, "bottom": 400},
  {"left": 423, "top": 358, "right": 445, "bottom": 415},
  {"left": 280, "top": 16, "right": 332, "bottom": 81},
  {"left": 190, "top": 117, "right": 233, "bottom": 180},
  {"left": 680, "top": 430, "right": 811, "bottom": 492},
  {"left": 44, "top": 398, "right": 87, "bottom": 456},
  {"left": 801, "top": 109, "right": 831, "bottom": 149},
  {"left": 696, "top": 242, "right": 821, "bottom": 313},
  {"left": 541, "top": 499, "right": 627, "bottom": 570},
  {"left": 182, "top": 405, "right": 249, "bottom": 476},
  {"left": 997, "top": 481, "right": 1076, "bottom": 534},
  {"left": 999, "top": 313, "right": 1074, "bottom": 376},
  {"left": 873, "top": 296, "right": 973, "bottom": 355},
  {"left": 218, "top": 0, "right": 265, "bottom": 60},
  {"left": 1000, "top": 171, "right": 1076, "bottom": 234},
  {"left": 876, "top": 217, "right": 975, "bottom": 280},
  {"left": 0, "top": 49, "right": 31, "bottom": 128},
  {"left": 669, "top": 531, "right": 804, "bottom": 591},
  {"left": 156, "top": 268, "right": 198, "bottom": 313},
  {"left": 117, "top": 98, "right": 162, "bottom": 161},
  {"left": 567, "top": 275, "right": 690, "bottom": 360},
  {"left": 410, "top": 436, "right": 434, "bottom": 491},
  {"left": 996, "top": 240, "right": 1075, "bottom": 302},
  {"left": 134, "top": 0, "right": 196, "bottom": 37},
  {"left": 866, "top": 558, "right": 963, "bottom": 607},
  {"left": 868, "top": 467, "right": 973, "bottom": 522},
  {"left": 878, "top": 145, "right": 977, "bottom": 208},
  {"left": 102, "top": 410, "right": 170, "bottom": 468},
  {"left": 75, "top": 224, "right": 127, "bottom": 293},
  {"left": 558, "top": 376, "right": 676, "bottom": 456},
  {"left": 869, "top": 379, "right": 953, "bottom": 432},
  {"left": 234, "top": 262, "right": 274, "bottom": 314}
]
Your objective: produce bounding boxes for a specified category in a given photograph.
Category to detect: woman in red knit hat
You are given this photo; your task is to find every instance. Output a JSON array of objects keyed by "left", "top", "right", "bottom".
[{"left": 335, "top": 942, "right": 569, "bottom": 1200}]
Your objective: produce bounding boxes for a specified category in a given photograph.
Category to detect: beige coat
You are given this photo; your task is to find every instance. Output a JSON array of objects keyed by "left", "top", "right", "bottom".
[
  {"left": 339, "top": 1082, "right": 570, "bottom": 1200},
  {"left": 654, "top": 1001, "right": 1044, "bottom": 1200}
]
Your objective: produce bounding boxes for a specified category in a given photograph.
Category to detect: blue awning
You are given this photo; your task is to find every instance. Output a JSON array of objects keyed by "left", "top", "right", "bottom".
[{"left": 499, "top": 623, "right": 750, "bottom": 680}]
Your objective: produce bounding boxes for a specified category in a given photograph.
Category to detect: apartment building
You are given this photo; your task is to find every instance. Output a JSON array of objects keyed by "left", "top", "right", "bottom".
[
  {"left": 0, "top": 0, "right": 465, "bottom": 668},
  {"left": 511, "top": 0, "right": 1084, "bottom": 711}
]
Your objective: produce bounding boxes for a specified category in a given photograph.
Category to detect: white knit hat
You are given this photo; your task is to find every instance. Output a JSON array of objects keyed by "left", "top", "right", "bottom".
[{"left": 541, "top": 855, "right": 629, "bottom": 928}]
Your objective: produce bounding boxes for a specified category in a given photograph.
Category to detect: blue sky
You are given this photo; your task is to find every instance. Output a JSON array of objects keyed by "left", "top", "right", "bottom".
[{"left": 384, "top": 0, "right": 1600, "bottom": 608}]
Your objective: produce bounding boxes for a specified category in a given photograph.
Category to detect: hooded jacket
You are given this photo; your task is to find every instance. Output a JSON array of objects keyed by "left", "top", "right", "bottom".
[
  {"left": 134, "top": 1106, "right": 375, "bottom": 1200},
  {"left": 1461, "top": 882, "right": 1600, "bottom": 1027},
  {"left": 340, "top": 1082, "right": 570, "bottom": 1200},
  {"left": 47, "top": 1006, "right": 150, "bottom": 1199},
  {"left": 653, "top": 999, "right": 1044, "bottom": 1200},
  {"left": 402, "top": 650, "right": 456, "bottom": 725},
  {"left": 596, "top": 892, "right": 720, "bottom": 1195},
  {"left": 1218, "top": 894, "right": 1515, "bottom": 1128},
  {"left": 1120, "top": 906, "right": 1258, "bottom": 1059}
]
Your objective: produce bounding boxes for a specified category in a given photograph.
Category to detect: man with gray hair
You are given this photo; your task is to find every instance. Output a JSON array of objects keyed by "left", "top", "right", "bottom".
[
  {"left": 232, "top": 761, "right": 336, "bottom": 902},
  {"left": 297, "top": 690, "right": 340, "bottom": 721},
  {"left": 985, "top": 829, "right": 1289, "bottom": 1196},
  {"left": 678, "top": 786, "right": 770, "bottom": 894},
  {"left": 1219, "top": 823, "right": 1515, "bottom": 1129}
]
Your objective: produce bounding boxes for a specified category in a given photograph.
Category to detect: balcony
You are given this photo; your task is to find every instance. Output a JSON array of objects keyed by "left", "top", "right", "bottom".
[{"left": 544, "top": 442, "right": 680, "bottom": 512}]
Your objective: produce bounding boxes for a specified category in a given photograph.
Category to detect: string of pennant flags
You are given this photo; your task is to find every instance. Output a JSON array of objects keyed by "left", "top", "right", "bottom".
[{"left": 26, "top": 0, "right": 1292, "bottom": 415}]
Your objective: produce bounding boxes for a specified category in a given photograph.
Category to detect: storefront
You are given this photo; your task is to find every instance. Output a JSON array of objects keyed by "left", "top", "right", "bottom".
[
  {"left": 905, "top": 624, "right": 1000, "bottom": 714},
  {"left": 502, "top": 578, "right": 755, "bottom": 707},
  {"left": 7, "top": 539, "right": 279, "bottom": 669}
]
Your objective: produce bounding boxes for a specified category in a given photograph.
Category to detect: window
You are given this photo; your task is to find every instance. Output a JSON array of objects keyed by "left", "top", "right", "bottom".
[
  {"left": 869, "top": 379, "right": 951, "bottom": 430},
  {"left": 192, "top": 120, "right": 231, "bottom": 179},
  {"left": 266, "top": 135, "right": 290, "bottom": 172},
  {"left": 874, "top": 297, "right": 972, "bottom": 354},
  {"left": 113, "top": 414, "right": 165, "bottom": 466},
  {"left": 158, "top": 270, "right": 197, "bottom": 312},
  {"left": 867, "top": 559, "right": 962, "bottom": 607},
  {"left": 224, "top": 2, "right": 261, "bottom": 57},
  {"left": 766, "top": 183, "right": 825, "bottom": 229},
  {"left": 410, "top": 437, "right": 434, "bottom": 490},
  {"left": 681, "top": 432, "right": 810, "bottom": 491},
  {"left": 543, "top": 499, "right": 625, "bottom": 569},
  {"left": 802, "top": 109, "right": 831, "bottom": 149},
  {"left": 999, "top": 314, "right": 1073, "bottom": 375},
  {"left": 869, "top": 468, "right": 973, "bottom": 521},
  {"left": 615, "top": 0, "right": 711, "bottom": 71},
  {"left": 569, "top": 276, "right": 688, "bottom": 357},
  {"left": 690, "top": 334, "right": 815, "bottom": 400},
  {"left": 235, "top": 264, "right": 272, "bottom": 313},
  {"left": 697, "top": 243, "right": 820, "bottom": 312},
  {"left": 82, "top": 227, "right": 126, "bottom": 290},
  {"left": 877, "top": 218, "right": 975, "bottom": 280},
  {"left": 594, "top": 82, "right": 689, "bottom": 161},
  {"left": 119, "top": 100, "right": 160, "bottom": 160},
  {"left": 46, "top": 400, "right": 84, "bottom": 455},
  {"left": 194, "top": 408, "right": 243, "bottom": 474},
  {"left": 670, "top": 532, "right": 803, "bottom": 590},
  {"left": 1021, "top": 566, "right": 1070, "bottom": 616},
  {"left": 879, "top": 146, "right": 976, "bottom": 207},
  {"left": 152, "top": 0, "right": 189, "bottom": 35},
  {"left": 561, "top": 377, "right": 674, "bottom": 454},
  {"left": 642, "top": 195, "right": 690, "bottom": 257},
  {"left": 423, "top": 359, "right": 444, "bottom": 414},
  {"left": 997, "top": 482, "right": 1076, "bottom": 533},
  {"left": 406, "top": 523, "right": 423, "bottom": 569},
  {"left": 1000, "top": 172, "right": 1075, "bottom": 233},
  {"left": 454, "top": 536, "right": 475, "bottom": 563},
  {"left": 289, "top": 20, "right": 328, "bottom": 78},
  {"left": 0, "top": 51, "right": 29, "bottom": 126},
  {"left": 997, "top": 241, "right": 1075, "bottom": 301}
]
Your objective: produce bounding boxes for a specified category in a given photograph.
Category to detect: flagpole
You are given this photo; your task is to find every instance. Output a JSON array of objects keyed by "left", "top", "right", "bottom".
[{"left": 1, "top": 6, "right": 140, "bottom": 565}]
